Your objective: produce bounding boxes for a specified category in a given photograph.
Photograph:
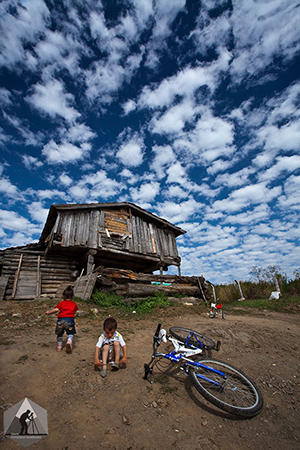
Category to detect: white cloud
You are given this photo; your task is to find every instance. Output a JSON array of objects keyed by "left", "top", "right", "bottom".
[
  {"left": 214, "top": 167, "right": 254, "bottom": 188},
  {"left": 150, "top": 145, "right": 176, "bottom": 179},
  {"left": 129, "top": 181, "right": 160, "bottom": 204},
  {"left": 27, "top": 79, "right": 80, "bottom": 122},
  {"left": 144, "top": 0, "right": 186, "bottom": 68},
  {"left": 68, "top": 170, "right": 122, "bottom": 202},
  {"left": 259, "top": 155, "right": 300, "bottom": 183},
  {"left": 0, "top": 176, "right": 18, "bottom": 198},
  {"left": 166, "top": 185, "right": 189, "bottom": 199},
  {"left": 0, "top": 0, "right": 50, "bottom": 68},
  {"left": 116, "top": 137, "right": 144, "bottom": 167},
  {"left": 42, "top": 140, "right": 91, "bottom": 164},
  {"left": 257, "top": 121, "right": 300, "bottom": 154},
  {"left": 211, "top": 183, "right": 282, "bottom": 213},
  {"left": 156, "top": 198, "right": 201, "bottom": 223},
  {"left": 150, "top": 100, "right": 196, "bottom": 135},
  {"left": 22, "top": 155, "right": 43, "bottom": 170},
  {"left": 59, "top": 173, "right": 73, "bottom": 187},
  {"left": 60, "top": 123, "right": 96, "bottom": 144},
  {"left": 0, "top": 209, "right": 41, "bottom": 237},
  {"left": 122, "top": 100, "right": 137, "bottom": 115},
  {"left": 166, "top": 162, "right": 186, "bottom": 184},
  {"left": 28, "top": 202, "right": 49, "bottom": 224},
  {"left": 139, "top": 66, "right": 215, "bottom": 109},
  {"left": 224, "top": 204, "right": 270, "bottom": 225},
  {"left": 120, "top": 169, "right": 140, "bottom": 185},
  {"left": 278, "top": 175, "right": 300, "bottom": 210},
  {"left": 229, "top": 0, "right": 300, "bottom": 82},
  {"left": 0, "top": 88, "right": 12, "bottom": 106}
]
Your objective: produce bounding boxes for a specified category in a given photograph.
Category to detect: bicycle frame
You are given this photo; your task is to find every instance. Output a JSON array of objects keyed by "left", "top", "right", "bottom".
[
  {"left": 144, "top": 327, "right": 224, "bottom": 383},
  {"left": 144, "top": 324, "right": 263, "bottom": 417}
]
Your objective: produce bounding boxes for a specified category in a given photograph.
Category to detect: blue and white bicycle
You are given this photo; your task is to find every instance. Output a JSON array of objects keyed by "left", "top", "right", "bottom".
[{"left": 144, "top": 325, "right": 263, "bottom": 418}]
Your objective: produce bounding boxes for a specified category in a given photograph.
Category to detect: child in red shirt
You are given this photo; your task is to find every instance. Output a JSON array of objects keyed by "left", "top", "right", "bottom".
[{"left": 45, "top": 286, "right": 78, "bottom": 353}]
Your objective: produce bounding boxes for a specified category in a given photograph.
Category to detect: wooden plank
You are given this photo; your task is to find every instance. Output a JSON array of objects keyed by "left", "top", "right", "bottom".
[
  {"left": 74, "top": 270, "right": 97, "bottom": 301},
  {"left": 89, "top": 209, "right": 99, "bottom": 249},
  {"left": 14, "top": 271, "right": 36, "bottom": 299},
  {"left": 74, "top": 212, "right": 83, "bottom": 245},
  {"left": 131, "top": 216, "right": 139, "bottom": 252},
  {"left": 68, "top": 213, "right": 75, "bottom": 246},
  {"left": 12, "top": 254, "right": 23, "bottom": 298},
  {"left": 36, "top": 255, "right": 41, "bottom": 298},
  {"left": 149, "top": 223, "right": 157, "bottom": 254},
  {"left": 0, "top": 277, "right": 8, "bottom": 300},
  {"left": 100, "top": 211, "right": 105, "bottom": 230}
]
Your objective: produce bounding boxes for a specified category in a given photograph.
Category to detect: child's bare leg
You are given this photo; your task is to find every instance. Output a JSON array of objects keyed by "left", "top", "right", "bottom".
[
  {"left": 114, "top": 340, "right": 121, "bottom": 363},
  {"left": 100, "top": 344, "right": 109, "bottom": 378},
  {"left": 111, "top": 341, "right": 121, "bottom": 370}
]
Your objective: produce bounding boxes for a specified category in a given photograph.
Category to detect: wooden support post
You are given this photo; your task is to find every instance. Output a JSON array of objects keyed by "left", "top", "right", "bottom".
[
  {"left": 87, "top": 249, "right": 97, "bottom": 275},
  {"left": 177, "top": 264, "right": 181, "bottom": 277}
]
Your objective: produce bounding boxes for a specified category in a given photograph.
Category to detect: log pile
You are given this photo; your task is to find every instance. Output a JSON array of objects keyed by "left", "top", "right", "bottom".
[{"left": 95, "top": 267, "right": 211, "bottom": 304}]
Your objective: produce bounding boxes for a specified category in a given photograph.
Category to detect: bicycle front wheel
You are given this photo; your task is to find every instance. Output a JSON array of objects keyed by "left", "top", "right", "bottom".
[
  {"left": 169, "top": 327, "right": 215, "bottom": 350},
  {"left": 189, "top": 359, "right": 263, "bottom": 417},
  {"left": 208, "top": 309, "right": 216, "bottom": 318}
]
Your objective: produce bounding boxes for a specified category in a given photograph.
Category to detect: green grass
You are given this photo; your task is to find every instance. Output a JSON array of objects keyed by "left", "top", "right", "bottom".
[
  {"left": 87, "top": 288, "right": 299, "bottom": 315},
  {"left": 225, "top": 295, "right": 300, "bottom": 314},
  {"left": 89, "top": 289, "right": 174, "bottom": 314}
]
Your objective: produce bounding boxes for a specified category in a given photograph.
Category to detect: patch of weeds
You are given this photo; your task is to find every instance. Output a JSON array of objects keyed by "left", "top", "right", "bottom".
[
  {"left": 130, "top": 292, "right": 174, "bottom": 314},
  {"left": 89, "top": 289, "right": 174, "bottom": 314},
  {"left": 89, "top": 291, "right": 125, "bottom": 308},
  {"left": 14, "top": 355, "right": 29, "bottom": 364},
  {"left": 0, "top": 340, "right": 15, "bottom": 346},
  {"left": 155, "top": 373, "right": 178, "bottom": 394}
]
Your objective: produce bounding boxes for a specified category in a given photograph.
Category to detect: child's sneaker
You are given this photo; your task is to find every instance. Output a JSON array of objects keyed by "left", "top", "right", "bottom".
[
  {"left": 66, "top": 340, "right": 72, "bottom": 354},
  {"left": 57, "top": 343, "right": 62, "bottom": 352},
  {"left": 111, "top": 363, "right": 120, "bottom": 371}
]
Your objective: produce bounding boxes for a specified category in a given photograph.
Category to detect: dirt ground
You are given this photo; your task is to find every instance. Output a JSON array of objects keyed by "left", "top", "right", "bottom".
[{"left": 0, "top": 300, "right": 299, "bottom": 450}]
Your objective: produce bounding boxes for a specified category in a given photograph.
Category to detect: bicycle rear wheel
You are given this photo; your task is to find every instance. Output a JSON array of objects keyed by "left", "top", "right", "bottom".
[
  {"left": 169, "top": 327, "right": 215, "bottom": 350},
  {"left": 208, "top": 309, "right": 216, "bottom": 318},
  {"left": 189, "top": 359, "right": 263, "bottom": 417}
]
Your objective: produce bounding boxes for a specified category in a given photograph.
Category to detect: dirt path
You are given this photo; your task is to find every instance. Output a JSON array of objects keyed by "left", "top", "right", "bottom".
[{"left": 0, "top": 301, "right": 299, "bottom": 450}]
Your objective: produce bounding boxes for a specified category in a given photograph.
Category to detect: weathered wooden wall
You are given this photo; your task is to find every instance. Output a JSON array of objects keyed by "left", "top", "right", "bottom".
[
  {"left": 49, "top": 207, "right": 178, "bottom": 260},
  {"left": 0, "top": 248, "right": 76, "bottom": 300}
]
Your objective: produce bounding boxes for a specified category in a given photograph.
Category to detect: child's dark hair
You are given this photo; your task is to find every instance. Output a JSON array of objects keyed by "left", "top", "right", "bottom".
[
  {"left": 63, "top": 286, "right": 74, "bottom": 300},
  {"left": 103, "top": 317, "right": 117, "bottom": 331}
]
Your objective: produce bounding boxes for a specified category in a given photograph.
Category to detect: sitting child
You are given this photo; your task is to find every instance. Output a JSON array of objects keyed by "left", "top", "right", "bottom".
[{"left": 94, "top": 317, "right": 127, "bottom": 378}]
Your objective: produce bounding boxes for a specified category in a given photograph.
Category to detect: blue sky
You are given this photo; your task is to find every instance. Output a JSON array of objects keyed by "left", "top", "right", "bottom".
[{"left": 0, "top": 0, "right": 300, "bottom": 283}]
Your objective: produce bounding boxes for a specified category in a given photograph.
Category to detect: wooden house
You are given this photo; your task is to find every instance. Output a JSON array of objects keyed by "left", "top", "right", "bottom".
[{"left": 0, "top": 202, "right": 187, "bottom": 300}]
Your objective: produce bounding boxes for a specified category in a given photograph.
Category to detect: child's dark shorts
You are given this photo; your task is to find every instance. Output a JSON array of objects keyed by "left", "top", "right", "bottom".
[{"left": 55, "top": 317, "right": 76, "bottom": 336}]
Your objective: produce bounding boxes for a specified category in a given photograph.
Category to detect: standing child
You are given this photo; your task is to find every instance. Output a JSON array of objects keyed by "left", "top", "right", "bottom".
[
  {"left": 94, "top": 317, "right": 127, "bottom": 378},
  {"left": 45, "top": 286, "right": 78, "bottom": 353}
]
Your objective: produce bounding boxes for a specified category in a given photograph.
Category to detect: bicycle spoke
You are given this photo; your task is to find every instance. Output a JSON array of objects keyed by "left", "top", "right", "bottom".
[{"left": 189, "top": 359, "right": 263, "bottom": 416}]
